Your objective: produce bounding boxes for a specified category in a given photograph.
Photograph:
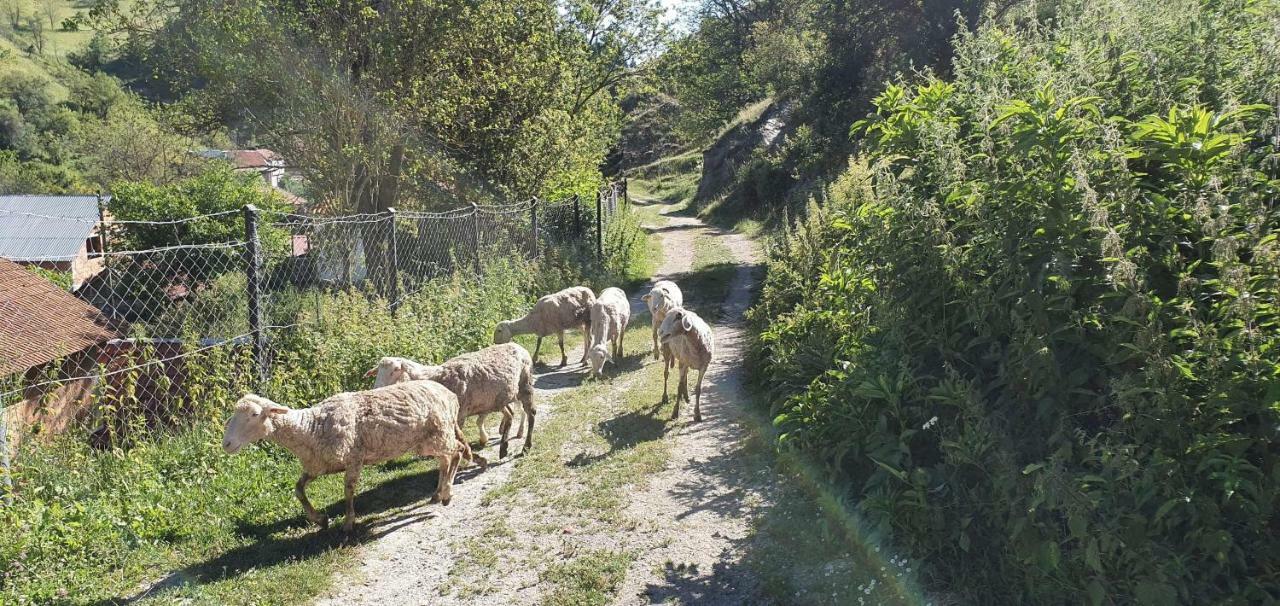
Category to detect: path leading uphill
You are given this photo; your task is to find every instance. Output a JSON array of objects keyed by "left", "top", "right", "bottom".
[{"left": 314, "top": 196, "right": 891, "bottom": 605}]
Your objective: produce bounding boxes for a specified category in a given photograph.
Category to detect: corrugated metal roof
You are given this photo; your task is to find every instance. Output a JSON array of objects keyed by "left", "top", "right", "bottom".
[{"left": 0, "top": 195, "right": 106, "bottom": 261}]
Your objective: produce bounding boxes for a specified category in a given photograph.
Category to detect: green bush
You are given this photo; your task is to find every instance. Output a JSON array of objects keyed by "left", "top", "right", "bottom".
[{"left": 750, "top": 1, "right": 1280, "bottom": 603}]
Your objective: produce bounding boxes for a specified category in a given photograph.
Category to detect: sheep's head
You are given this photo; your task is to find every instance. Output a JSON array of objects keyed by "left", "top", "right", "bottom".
[
  {"left": 493, "top": 322, "right": 514, "bottom": 344},
  {"left": 587, "top": 343, "right": 611, "bottom": 377},
  {"left": 222, "top": 394, "right": 289, "bottom": 454},
  {"left": 658, "top": 308, "right": 695, "bottom": 345},
  {"left": 366, "top": 357, "right": 408, "bottom": 387}
]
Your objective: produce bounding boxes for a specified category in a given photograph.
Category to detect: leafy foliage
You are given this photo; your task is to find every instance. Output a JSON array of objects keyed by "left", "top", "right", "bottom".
[{"left": 750, "top": 1, "right": 1280, "bottom": 602}]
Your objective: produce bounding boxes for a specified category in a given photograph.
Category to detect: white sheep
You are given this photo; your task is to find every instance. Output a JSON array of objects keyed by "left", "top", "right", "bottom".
[
  {"left": 367, "top": 343, "right": 536, "bottom": 459},
  {"left": 587, "top": 287, "right": 630, "bottom": 377},
  {"left": 641, "top": 280, "right": 683, "bottom": 361},
  {"left": 658, "top": 307, "right": 714, "bottom": 422},
  {"left": 494, "top": 286, "right": 596, "bottom": 367},
  {"left": 222, "top": 381, "right": 473, "bottom": 533},
  {"left": 364, "top": 355, "right": 525, "bottom": 445}
]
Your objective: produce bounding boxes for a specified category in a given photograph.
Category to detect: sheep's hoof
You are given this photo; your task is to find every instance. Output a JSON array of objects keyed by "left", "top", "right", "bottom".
[
  {"left": 342, "top": 520, "right": 355, "bottom": 534},
  {"left": 428, "top": 493, "right": 441, "bottom": 504},
  {"left": 694, "top": 414, "right": 703, "bottom": 423},
  {"left": 440, "top": 495, "right": 453, "bottom": 506},
  {"left": 558, "top": 359, "right": 568, "bottom": 368},
  {"left": 473, "top": 453, "right": 489, "bottom": 470},
  {"left": 312, "top": 515, "right": 330, "bottom": 530}
]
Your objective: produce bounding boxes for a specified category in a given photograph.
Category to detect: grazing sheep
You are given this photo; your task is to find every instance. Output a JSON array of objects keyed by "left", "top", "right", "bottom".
[
  {"left": 641, "top": 281, "right": 683, "bottom": 360},
  {"left": 365, "top": 355, "right": 525, "bottom": 444},
  {"left": 493, "top": 286, "right": 596, "bottom": 367},
  {"left": 368, "top": 344, "right": 536, "bottom": 459},
  {"left": 658, "top": 307, "right": 714, "bottom": 422},
  {"left": 222, "top": 381, "right": 473, "bottom": 533},
  {"left": 587, "top": 287, "right": 630, "bottom": 378}
]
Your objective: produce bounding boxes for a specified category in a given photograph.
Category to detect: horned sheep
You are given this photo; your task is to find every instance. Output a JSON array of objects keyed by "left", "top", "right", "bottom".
[
  {"left": 641, "top": 281, "right": 683, "bottom": 361},
  {"left": 658, "top": 307, "right": 715, "bottom": 422},
  {"left": 369, "top": 343, "right": 536, "bottom": 459},
  {"left": 222, "top": 381, "right": 473, "bottom": 533},
  {"left": 586, "top": 287, "right": 630, "bottom": 378},
  {"left": 493, "top": 286, "right": 596, "bottom": 367}
]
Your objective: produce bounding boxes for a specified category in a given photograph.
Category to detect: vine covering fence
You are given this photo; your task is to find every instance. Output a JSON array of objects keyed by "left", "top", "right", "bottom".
[{"left": 0, "top": 183, "right": 626, "bottom": 489}]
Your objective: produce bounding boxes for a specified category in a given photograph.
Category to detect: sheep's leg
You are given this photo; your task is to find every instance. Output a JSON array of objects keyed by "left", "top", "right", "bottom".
[
  {"left": 295, "top": 473, "right": 328, "bottom": 529},
  {"left": 431, "top": 454, "right": 456, "bottom": 505},
  {"left": 666, "top": 358, "right": 679, "bottom": 419},
  {"left": 532, "top": 336, "right": 544, "bottom": 366},
  {"left": 514, "top": 406, "right": 525, "bottom": 439},
  {"left": 474, "top": 414, "right": 490, "bottom": 445},
  {"left": 694, "top": 368, "right": 705, "bottom": 423},
  {"left": 522, "top": 400, "right": 536, "bottom": 454},
  {"left": 651, "top": 322, "right": 660, "bottom": 360},
  {"left": 678, "top": 364, "right": 690, "bottom": 406},
  {"left": 557, "top": 331, "right": 568, "bottom": 367},
  {"left": 580, "top": 321, "right": 591, "bottom": 364},
  {"left": 341, "top": 466, "right": 361, "bottom": 533},
  {"left": 498, "top": 407, "right": 514, "bottom": 459}
]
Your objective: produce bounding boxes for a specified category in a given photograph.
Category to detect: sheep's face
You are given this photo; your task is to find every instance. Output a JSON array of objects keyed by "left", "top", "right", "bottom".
[
  {"left": 367, "top": 357, "right": 407, "bottom": 387},
  {"left": 587, "top": 343, "right": 610, "bottom": 377},
  {"left": 493, "top": 322, "right": 513, "bottom": 344},
  {"left": 222, "top": 395, "right": 289, "bottom": 454},
  {"left": 658, "top": 308, "right": 694, "bottom": 345}
]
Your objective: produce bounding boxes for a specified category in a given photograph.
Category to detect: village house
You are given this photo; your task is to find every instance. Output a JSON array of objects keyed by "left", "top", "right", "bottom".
[
  {"left": 0, "top": 257, "right": 120, "bottom": 449},
  {"left": 0, "top": 195, "right": 110, "bottom": 289}
]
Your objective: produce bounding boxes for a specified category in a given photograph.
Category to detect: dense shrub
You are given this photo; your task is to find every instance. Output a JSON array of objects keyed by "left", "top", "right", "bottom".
[{"left": 750, "top": 1, "right": 1280, "bottom": 603}]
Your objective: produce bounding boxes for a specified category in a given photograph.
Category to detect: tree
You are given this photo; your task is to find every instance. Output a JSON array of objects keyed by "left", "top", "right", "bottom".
[
  {"left": 26, "top": 16, "right": 44, "bottom": 55},
  {"left": 41, "top": 0, "right": 55, "bottom": 28}
]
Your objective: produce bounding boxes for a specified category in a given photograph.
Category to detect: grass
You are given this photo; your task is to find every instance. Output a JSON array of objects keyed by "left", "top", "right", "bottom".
[
  {"left": 3, "top": 423, "right": 447, "bottom": 605},
  {"left": 541, "top": 549, "right": 634, "bottom": 606}
]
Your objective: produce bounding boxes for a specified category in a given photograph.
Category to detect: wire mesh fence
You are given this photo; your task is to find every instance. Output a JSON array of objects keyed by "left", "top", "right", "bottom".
[{"left": 0, "top": 182, "right": 628, "bottom": 471}]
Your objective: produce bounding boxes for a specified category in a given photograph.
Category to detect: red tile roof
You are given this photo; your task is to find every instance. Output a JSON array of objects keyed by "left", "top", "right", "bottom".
[
  {"left": 228, "top": 149, "right": 281, "bottom": 169},
  {"left": 0, "top": 258, "right": 120, "bottom": 377}
]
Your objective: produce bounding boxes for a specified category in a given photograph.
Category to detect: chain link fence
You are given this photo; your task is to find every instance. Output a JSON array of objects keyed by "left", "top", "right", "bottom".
[{"left": 0, "top": 182, "right": 628, "bottom": 478}]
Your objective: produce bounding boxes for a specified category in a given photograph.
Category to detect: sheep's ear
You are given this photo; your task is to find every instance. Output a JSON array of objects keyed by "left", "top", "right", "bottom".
[
  {"left": 681, "top": 315, "right": 693, "bottom": 332},
  {"left": 265, "top": 404, "right": 290, "bottom": 416},
  {"left": 641, "top": 293, "right": 651, "bottom": 302},
  {"left": 363, "top": 367, "right": 377, "bottom": 379},
  {"left": 393, "top": 360, "right": 404, "bottom": 373}
]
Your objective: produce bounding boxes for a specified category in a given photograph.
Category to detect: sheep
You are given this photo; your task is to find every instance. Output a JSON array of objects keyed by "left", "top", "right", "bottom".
[
  {"left": 586, "top": 287, "right": 630, "bottom": 378},
  {"left": 658, "top": 307, "right": 715, "bottom": 422},
  {"left": 222, "top": 381, "right": 473, "bottom": 533},
  {"left": 494, "top": 286, "right": 596, "bottom": 367},
  {"left": 364, "top": 355, "right": 525, "bottom": 445},
  {"left": 641, "top": 280, "right": 683, "bottom": 361},
  {"left": 367, "top": 343, "right": 536, "bottom": 459}
]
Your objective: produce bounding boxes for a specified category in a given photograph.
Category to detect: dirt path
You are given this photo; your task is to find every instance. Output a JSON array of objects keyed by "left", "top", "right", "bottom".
[{"left": 315, "top": 197, "right": 777, "bottom": 605}]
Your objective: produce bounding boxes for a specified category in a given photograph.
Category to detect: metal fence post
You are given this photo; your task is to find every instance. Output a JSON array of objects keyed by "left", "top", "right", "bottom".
[
  {"left": 242, "top": 205, "right": 267, "bottom": 389},
  {"left": 387, "top": 208, "right": 400, "bottom": 316},
  {"left": 622, "top": 178, "right": 629, "bottom": 209},
  {"left": 573, "top": 194, "right": 581, "bottom": 237},
  {"left": 530, "top": 198, "right": 539, "bottom": 259},
  {"left": 470, "top": 203, "right": 483, "bottom": 276},
  {"left": 595, "top": 190, "right": 603, "bottom": 260}
]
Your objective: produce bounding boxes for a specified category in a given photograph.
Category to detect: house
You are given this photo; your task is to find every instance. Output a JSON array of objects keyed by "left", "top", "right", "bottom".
[
  {"left": 197, "top": 148, "right": 308, "bottom": 210},
  {"left": 0, "top": 195, "right": 109, "bottom": 289},
  {"left": 0, "top": 258, "right": 120, "bottom": 449}
]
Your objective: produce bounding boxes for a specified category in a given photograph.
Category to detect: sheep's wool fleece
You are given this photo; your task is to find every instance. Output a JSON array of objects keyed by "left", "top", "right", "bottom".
[
  {"left": 270, "top": 381, "right": 460, "bottom": 476},
  {"left": 527, "top": 286, "right": 596, "bottom": 336},
  {"left": 421, "top": 343, "right": 533, "bottom": 419},
  {"left": 661, "top": 311, "right": 714, "bottom": 371},
  {"left": 590, "top": 287, "right": 630, "bottom": 345}
]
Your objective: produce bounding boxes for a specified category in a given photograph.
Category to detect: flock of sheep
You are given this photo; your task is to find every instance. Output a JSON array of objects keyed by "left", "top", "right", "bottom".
[{"left": 221, "top": 280, "right": 715, "bottom": 533}]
